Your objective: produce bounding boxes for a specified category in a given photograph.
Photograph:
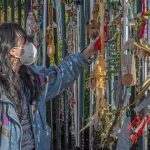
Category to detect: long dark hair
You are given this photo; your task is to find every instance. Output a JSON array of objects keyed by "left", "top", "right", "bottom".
[{"left": 0, "top": 23, "right": 40, "bottom": 118}]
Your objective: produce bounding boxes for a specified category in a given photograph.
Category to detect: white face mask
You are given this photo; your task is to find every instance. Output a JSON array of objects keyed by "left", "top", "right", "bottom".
[{"left": 20, "top": 42, "right": 37, "bottom": 65}]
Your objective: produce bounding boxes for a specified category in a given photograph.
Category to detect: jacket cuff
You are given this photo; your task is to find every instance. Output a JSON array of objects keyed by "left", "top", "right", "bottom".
[
  {"left": 75, "top": 52, "right": 91, "bottom": 67},
  {"left": 80, "top": 46, "right": 98, "bottom": 65}
]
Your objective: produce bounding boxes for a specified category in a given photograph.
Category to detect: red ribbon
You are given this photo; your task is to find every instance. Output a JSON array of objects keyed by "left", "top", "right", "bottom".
[
  {"left": 104, "top": 26, "right": 108, "bottom": 43},
  {"left": 142, "top": 0, "right": 146, "bottom": 16},
  {"left": 94, "top": 37, "right": 101, "bottom": 51},
  {"left": 139, "top": 22, "right": 146, "bottom": 39},
  {"left": 33, "top": 5, "right": 38, "bottom": 10},
  {"left": 128, "top": 115, "right": 150, "bottom": 144},
  {"left": 40, "top": 2, "right": 44, "bottom": 11},
  {"left": 70, "top": 97, "right": 76, "bottom": 109},
  {"left": 105, "top": 9, "right": 109, "bottom": 44},
  {"left": 128, "top": 115, "right": 143, "bottom": 131}
]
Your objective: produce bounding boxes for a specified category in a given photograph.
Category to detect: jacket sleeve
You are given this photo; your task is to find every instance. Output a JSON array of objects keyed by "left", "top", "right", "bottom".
[{"left": 45, "top": 52, "right": 93, "bottom": 101}]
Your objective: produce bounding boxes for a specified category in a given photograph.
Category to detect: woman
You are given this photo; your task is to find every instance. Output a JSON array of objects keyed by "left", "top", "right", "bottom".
[{"left": 0, "top": 23, "right": 99, "bottom": 150}]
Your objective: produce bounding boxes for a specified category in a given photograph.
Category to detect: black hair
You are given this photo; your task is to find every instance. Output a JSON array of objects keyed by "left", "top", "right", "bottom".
[{"left": 0, "top": 23, "right": 40, "bottom": 119}]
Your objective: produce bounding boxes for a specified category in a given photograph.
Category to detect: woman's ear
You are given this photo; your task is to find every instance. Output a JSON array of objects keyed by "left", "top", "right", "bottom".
[
  {"left": 9, "top": 48, "right": 16, "bottom": 56},
  {"left": 9, "top": 47, "right": 24, "bottom": 58}
]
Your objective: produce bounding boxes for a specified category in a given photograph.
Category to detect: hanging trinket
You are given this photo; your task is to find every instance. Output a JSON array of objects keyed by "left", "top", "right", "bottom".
[
  {"left": 67, "top": 16, "right": 74, "bottom": 54},
  {"left": 122, "top": 38, "right": 134, "bottom": 52},
  {"left": 66, "top": 6, "right": 73, "bottom": 16},
  {"left": 47, "top": 42, "right": 55, "bottom": 57},
  {"left": 46, "top": 0, "right": 56, "bottom": 58},
  {"left": 126, "top": 109, "right": 131, "bottom": 117},
  {"left": 88, "top": 71, "right": 96, "bottom": 90},
  {"left": 121, "top": 54, "right": 136, "bottom": 87},
  {"left": 69, "top": 97, "right": 76, "bottom": 109},
  {"left": 26, "top": 11, "right": 38, "bottom": 37}
]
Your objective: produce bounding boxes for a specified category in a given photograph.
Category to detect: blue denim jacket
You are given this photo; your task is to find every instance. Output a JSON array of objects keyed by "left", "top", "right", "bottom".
[{"left": 0, "top": 52, "right": 92, "bottom": 150}]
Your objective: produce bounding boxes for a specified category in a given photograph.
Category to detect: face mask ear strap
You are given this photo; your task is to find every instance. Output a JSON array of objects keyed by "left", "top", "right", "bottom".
[
  {"left": 12, "top": 47, "right": 24, "bottom": 49},
  {"left": 10, "top": 53, "right": 22, "bottom": 59},
  {"left": 9, "top": 47, "right": 24, "bottom": 59}
]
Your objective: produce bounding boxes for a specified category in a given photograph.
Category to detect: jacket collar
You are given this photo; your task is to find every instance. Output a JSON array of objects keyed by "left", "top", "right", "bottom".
[
  {"left": 0, "top": 95, "right": 13, "bottom": 104},
  {"left": 0, "top": 95, "right": 21, "bottom": 125},
  {"left": 28, "top": 65, "right": 46, "bottom": 74}
]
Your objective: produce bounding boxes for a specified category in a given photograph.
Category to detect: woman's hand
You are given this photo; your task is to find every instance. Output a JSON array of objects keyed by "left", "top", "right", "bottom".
[{"left": 82, "top": 36, "right": 101, "bottom": 60}]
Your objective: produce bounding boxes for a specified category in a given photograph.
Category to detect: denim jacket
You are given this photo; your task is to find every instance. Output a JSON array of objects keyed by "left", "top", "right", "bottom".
[{"left": 0, "top": 52, "right": 92, "bottom": 150}]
